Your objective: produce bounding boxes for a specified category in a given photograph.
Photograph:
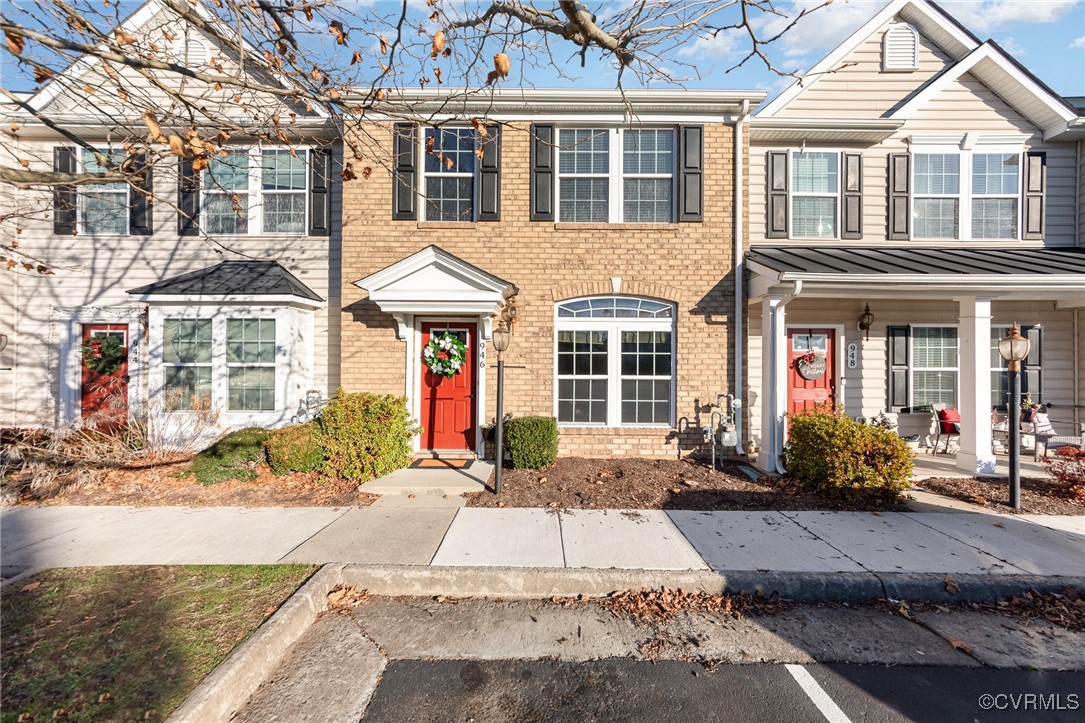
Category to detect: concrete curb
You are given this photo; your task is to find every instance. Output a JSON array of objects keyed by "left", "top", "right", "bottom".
[
  {"left": 169, "top": 564, "right": 1085, "bottom": 721},
  {"left": 168, "top": 564, "right": 347, "bottom": 723}
]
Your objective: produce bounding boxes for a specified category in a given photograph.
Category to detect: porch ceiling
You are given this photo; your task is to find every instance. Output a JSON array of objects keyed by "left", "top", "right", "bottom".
[{"left": 747, "top": 246, "right": 1085, "bottom": 305}]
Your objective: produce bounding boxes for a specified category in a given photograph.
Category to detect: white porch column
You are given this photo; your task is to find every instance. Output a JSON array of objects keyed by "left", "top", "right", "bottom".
[
  {"left": 957, "top": 297, "right": 995, "bottom": 474},
  {"left": 757, "top": 295, "right": 789, "bottom": 473}
]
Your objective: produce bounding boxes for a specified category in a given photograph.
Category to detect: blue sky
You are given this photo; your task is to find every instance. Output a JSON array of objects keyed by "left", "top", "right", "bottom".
[{"left": 515, "top": 0, "right": 1085, "bottom": 100}]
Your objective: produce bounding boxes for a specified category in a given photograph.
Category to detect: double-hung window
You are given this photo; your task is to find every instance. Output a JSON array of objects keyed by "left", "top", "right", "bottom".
[
  {"left": 971, "top": 153, "right": 1019, "bottom": 239},
  {"left": 990, "top": 325, "right": 1042, "bottom": 410},
  {"left": 80, "top": 149, "right": 129, "bottom": 235},
  {"left": 227, "top": 319, "right": 277, "bottom": 411},
  {"left": 911, "top": 147, "right": 1022, "bottom": 240},
  {"left": 556, "top": 128, "right": 675, "bottom": 223},
  {"left": 555, "top": 297, "right": 674, "bottom": 426},
  {"left": 422, "top": 127, "right": 477, "bottom": 221},
  {"left": 911, "top": 326, "right": 958, "bottom": 407},
  {"left": 913, "top": 153, "right": 960, "bottom": 239},
  {"left": 790, "top": 151, "right": 839, "bottom": 239},
  {"left": 203, "top": 149, "right": 308, "bottom": 235},
  {"left": 162, "top": 319, "right": 213, "bottom": 411}
]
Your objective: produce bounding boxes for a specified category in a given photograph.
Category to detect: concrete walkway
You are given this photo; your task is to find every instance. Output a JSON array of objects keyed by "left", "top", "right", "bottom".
[{"left": 3, "top": 502, "right": 1082, "bottom": 580}]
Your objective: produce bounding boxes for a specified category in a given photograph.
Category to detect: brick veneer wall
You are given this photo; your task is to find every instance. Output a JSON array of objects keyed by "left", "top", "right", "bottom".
[{"left": 341, "top": 121, "right": 743, "bottom": 458}]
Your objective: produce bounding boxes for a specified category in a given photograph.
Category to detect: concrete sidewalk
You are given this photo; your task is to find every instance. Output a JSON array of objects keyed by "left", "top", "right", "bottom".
[{"left": 3, "top": 503, "right": 1082, "bottom": 582}]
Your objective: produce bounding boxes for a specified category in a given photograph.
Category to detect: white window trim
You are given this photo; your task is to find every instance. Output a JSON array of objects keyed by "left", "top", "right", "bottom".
[
  {"left": 910, "top": 144, "right": 1024, "bottom": 241},
  {"left": 201, "top": 146, "right": 311, "bottom": 237},
  {"left": 420, "top": 127, "right": 477, "bottom": 222},
  {"left": 552, "top": 298, "right": 676, "bottom": 428},
  {"left": 78, "top": 148, "right": 130, "bottom": 236},
  {"left": 162, "top": 318, "right": 213, "bottom": 411},
  {"left": 908, "top": 324, "right": 959, "bottom": 408},
  {"left": 555, "top": 127, "right": 676, "bottom": 224},
  {"left": 225, "top": 317, "right": 278, "bottom": 412},
  {"left": 788, "top": 149, "right": 841, "bottom": 240}
]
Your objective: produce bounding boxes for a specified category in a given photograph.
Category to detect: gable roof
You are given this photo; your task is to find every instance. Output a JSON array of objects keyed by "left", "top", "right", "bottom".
[
  {"left": 758, "top": 0, "right": 980, "bottom": 117},
  {"left": 127, "top": 260, "right": 323, "bottom": 304},
  {"left": 889, "top": 42, "right": 1079, "bottom": 139}
]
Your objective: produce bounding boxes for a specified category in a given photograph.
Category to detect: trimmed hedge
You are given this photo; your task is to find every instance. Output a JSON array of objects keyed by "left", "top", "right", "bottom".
[
  {"left": 783, "top": 407, "right": 912, "bottom": 502},
  {"left": 314, "top": 390, "right": 419, "bottom": 482},
  {"left": 188, "top": 427, "right": 268, "bottom": 485},
  {"left": 265, "top": 423, "right": 324, "bottom": 475},
  {"left": 504, "top": 416, "right": 558, "bottom": 469}
]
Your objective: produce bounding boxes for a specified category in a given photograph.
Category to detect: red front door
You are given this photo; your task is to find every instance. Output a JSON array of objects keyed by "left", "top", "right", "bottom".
[
  {"left": 787, "top": 328, "right": 836, "bottom": 416},
  {"left": 80, "top": 323, "right": 129, "bottom": 429},
  {"left": 420, "top": 322, "right": 476, "bottom": 451}
]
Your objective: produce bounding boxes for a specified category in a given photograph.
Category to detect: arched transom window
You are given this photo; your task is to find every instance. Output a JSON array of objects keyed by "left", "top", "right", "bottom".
[{"left": 554, "top": 296, "right": 675, "bottom": 427}]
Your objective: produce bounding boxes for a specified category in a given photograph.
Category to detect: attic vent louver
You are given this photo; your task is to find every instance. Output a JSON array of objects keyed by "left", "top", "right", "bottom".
[
  {"left": 883, "top": 22, "right": 919, "bottom": 71},
  {"left": 175, "top": 38, "right": 209, "bottom": 68}
]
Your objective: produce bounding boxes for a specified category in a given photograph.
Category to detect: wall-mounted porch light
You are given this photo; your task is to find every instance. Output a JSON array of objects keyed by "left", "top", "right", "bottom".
[{"left": 857, "top": 304, "right": 874, "bottom": 341}]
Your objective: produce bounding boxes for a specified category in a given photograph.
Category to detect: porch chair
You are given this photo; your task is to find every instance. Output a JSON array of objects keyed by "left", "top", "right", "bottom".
[
  {"left": 1028, "top": 412, "right": 1085, "bottom": 461},
  {"left": 932, "top": 403, "right": 960, "bottom": 454}
]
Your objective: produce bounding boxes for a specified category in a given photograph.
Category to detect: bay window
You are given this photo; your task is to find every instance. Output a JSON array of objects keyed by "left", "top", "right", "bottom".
[
  {"left": 163, "top": 319, "right": 213, "bottom": 411},
  {"left": 227, "top": 319, "right": 277, "bottom": 411},
  {"left": 790, "top": 151, "right": 839, "bottom": 239},
  {"left": 556, "top": 128, "right": 675, "bottom": 223},
  {"left": 555, "top": 297, "right": 674, "bottom": 426}
]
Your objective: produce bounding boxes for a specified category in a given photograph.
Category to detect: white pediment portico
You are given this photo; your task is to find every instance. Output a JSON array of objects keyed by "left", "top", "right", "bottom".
[{"left": 354, "top": 245, "right": 516, "bottom": 339}]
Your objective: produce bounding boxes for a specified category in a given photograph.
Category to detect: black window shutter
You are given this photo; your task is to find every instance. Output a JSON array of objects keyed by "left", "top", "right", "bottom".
[
  {"left": 766, "top": 151, "right": 788, "bottom": 238},
  {"left": 677, "top": 124, "right": 703, "bottom": 222},
  {"left": 53, "top": 146, "right": 77, "bottom": 235},
  {"left": 1021, "top": 151, "right": 1046, "bottom": 240},
  {"left": 477, "top": 124, "right": 501, "bottom": 222},
  {"left": 309, "top": 148, "right": 332, "bottom": 236},
  {"left": 887, "top": 154, "right": 910, "bottom": 240},
  {"left": 177, "top": 156, "right": 200, "bottom": 236},
  {"left": 841, "top": 152, "right": 863, "bottom": 239},
  {"left": 887, "top": 325, "right": 909, "bottom": 411},
  {"left": 1023, "top": 325, "right": 1042, "bottom": 403},
  {"left": 530, "top": 123, "right": 555, "bottom": 221},
  {"left": 128, "top": 151, "right": 153, "bottom": 236},
  {"left": 392, "top": 123, "right": 417, "bottom": 221}
]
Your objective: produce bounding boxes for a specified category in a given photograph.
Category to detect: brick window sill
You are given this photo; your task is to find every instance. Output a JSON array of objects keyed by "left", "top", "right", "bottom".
[{"left": 416, "top": 221, "right": 477, "bottom": 230}]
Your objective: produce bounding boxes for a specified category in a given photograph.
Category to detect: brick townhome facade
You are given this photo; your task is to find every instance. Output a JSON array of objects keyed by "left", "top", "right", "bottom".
[{"left": 340, "top": 91, "right": 763, "bottom": 457}]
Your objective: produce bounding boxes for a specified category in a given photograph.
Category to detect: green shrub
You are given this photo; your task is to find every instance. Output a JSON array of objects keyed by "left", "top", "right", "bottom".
[
  {"left": 783, "top": 407, "right": 912, "bottom": 502},
  {"left": 188, "top": 427, "right": 268, "bottom": 485},
  {"left": 504, "top": 416, "right": 558, "bottom": 469},
  {"left": 265, "top": 423, "right": 324, "bottom": 475},
  {"left": 314, "top": 390, "right": 419, "bottom": 481}
]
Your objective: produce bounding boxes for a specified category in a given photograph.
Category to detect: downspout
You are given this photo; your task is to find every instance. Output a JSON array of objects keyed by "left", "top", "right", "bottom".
[
  {"left": 771, "top": 279, "right": 803, "bottom": 475},
  {"left": 1076, "top": 309, "right": 1081, "bottom": 432},
  {"left": 733, "top": 98, "right": 750, "bottom": 456}
]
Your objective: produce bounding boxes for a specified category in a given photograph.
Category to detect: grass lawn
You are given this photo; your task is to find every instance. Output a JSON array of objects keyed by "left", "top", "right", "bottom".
[{"left": 1, "top": 564, "right": 315, "bottom": 722}]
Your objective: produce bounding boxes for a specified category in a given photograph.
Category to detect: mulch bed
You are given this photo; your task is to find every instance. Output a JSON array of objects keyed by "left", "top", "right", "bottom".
[
  {"left": 5, "top": 457, "right": 377, "bottom": 508},
  {"left": 465, "top": 457, "right": 908, "bottom": 511},
  {"left": 916, "top": 475, "right": 1084, "bottom": 515}
]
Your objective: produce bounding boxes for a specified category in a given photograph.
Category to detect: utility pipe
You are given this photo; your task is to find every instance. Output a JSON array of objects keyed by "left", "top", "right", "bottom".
[{"left": 733, "top": 98, "right": 750, "bottom": 457}]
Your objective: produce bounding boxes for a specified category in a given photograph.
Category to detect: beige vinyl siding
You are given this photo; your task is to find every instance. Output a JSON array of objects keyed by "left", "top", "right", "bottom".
[
  {"left": 1078, "top": 140, "right": 1085, "bottom": 246},
  {"left": 746, "top": 299, "right": 1080, "bottom": 447},
  {"left": 0, "top": 138, "right": 337, "bottom": 428},
  {"left": 777, "top": 17, "right": 953, "bottom": 119}
]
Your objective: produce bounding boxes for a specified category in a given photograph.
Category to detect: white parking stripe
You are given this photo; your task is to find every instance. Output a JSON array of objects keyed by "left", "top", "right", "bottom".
[{"left": 785, "top": 664, "right": 853, "bottom": 723}]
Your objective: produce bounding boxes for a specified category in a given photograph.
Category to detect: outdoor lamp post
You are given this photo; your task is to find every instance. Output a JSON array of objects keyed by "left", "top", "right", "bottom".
[
  {"left": 998, "top": 322, "right": 1031, "bottom": 510},
  {"left": 492, "top": 321, "right": 512, "bottom": 494}
]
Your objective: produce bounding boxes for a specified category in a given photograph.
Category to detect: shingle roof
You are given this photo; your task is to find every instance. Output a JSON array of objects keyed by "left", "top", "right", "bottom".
[
  {"left": 747, "top": 247, "right": 1085, "bottom": 277},
  {"left": 128, "top": 260, "right": 323, "bottom": 301}
]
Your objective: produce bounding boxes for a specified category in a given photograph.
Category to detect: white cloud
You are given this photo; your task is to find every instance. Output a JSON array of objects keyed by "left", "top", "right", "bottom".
[
  {"left": 997, "top": 36, "right": 1027, "bottom": 57},
  {"left": 753, "top": 0, "right": 886, "bottom": 63},
  {"left": 944, "top": 1, "right": 1080, "bottom": 32},
  {"left": 1072, "top": 35, "right": 1085, "bottom": 49},
  {"left": 679, "top": 31, "right": 741, "bottom": 60}
]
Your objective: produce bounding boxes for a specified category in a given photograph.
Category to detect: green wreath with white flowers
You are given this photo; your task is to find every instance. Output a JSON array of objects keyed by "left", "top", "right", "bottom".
[
  {"left": 81, "top": 334, "right": 127, "bottom": 375},
  {"left": 423, "top": 332, "right": 467, "bottom": 378}
]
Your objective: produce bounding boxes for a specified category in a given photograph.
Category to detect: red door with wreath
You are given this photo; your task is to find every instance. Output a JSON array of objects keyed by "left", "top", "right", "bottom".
[
  {"left": 787, "top": 328, "right": 836, "bottom": 416},
  {"left": 420, "top": 322, "right": 476, "bottom": 451},
  {"left": 80, "top": 323, "right": 129, "bottom": 429}
]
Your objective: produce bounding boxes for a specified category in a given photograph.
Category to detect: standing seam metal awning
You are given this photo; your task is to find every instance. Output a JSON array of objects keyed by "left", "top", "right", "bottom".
[{"left": 747, "top": 246, "right": 1085, "bottom": 277}]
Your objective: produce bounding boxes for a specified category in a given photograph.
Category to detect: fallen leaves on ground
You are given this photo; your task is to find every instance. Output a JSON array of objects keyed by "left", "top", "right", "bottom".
[
  {"left": 888, "top": 587, "right": 1085, "bottom": 632},
  {"left": 555, "top": 587, "right": 794, "bottom": 625},
  {"left": 917, "top": 476, "right": 1084, "bottom": 515},
  {"left": 326, "top": 585, "right": 371, "bottom": 611}
]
